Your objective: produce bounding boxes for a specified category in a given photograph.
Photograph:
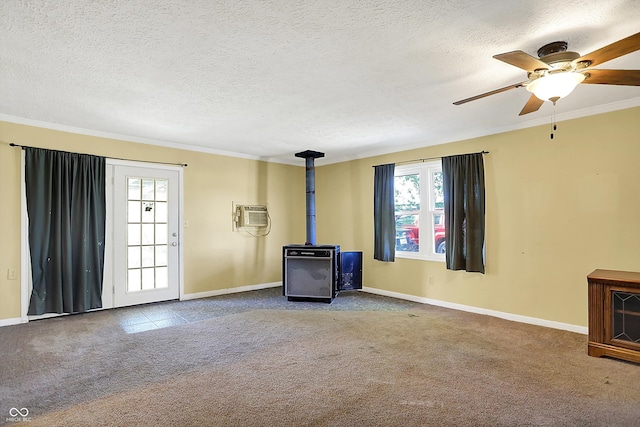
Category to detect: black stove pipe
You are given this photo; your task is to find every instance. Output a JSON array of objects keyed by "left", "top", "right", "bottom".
[{"left": 295, "top": 150, "right": 325, "bottom": 245}]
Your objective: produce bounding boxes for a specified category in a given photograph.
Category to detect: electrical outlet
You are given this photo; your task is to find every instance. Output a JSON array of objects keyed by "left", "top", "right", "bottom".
[
  {"left": 7, "top": 268, "right": 17, "bottom": 280},
  {"left": 428, "top": 276, "right": 435, "bottom": 286}
]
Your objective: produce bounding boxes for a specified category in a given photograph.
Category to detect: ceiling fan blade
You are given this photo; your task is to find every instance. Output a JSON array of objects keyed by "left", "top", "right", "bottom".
[
  {"left": 575, "top": 32, "right": 640, "bottom": 68},
  {"left": 453, "top": 82, "right": 526, "bottom": 105},
  {"left": 493, "top": 51, "right": 549, "bottom": 72},
  {"left": 582, "top": 69, "right": 640, "bottom": 86},
  {"left": 519, "top": 94, "right": 544, "bottom": 116}
]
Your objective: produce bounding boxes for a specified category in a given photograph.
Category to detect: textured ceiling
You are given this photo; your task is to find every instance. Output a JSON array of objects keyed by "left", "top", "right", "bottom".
[{"left": 1, "top": 0, "right": 640, "bottom": 165}]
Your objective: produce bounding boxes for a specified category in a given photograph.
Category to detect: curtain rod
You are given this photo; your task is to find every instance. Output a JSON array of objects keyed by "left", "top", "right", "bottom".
[
  {"left": 9, "top": 143, "right": 188, "bottom": 167},
  {"left": 372, "top": 150, "right": 489, "bottom": 168}
]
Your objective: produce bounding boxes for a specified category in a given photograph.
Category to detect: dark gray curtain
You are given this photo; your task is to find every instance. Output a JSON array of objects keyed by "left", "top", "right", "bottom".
[
  {"left": 25, "top": 147, "right": 106, "bottom": 315},
  {"left": 373, "top": 164, "right": 395, "bottom": 262},
  {"left": 442, "top": 153, "right": 485, "bottom": 273}
]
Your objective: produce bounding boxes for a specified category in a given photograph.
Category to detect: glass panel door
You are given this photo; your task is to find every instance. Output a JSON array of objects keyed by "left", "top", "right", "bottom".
[{"left": 113, "top": 165, "right": 180, "bottom": 307}]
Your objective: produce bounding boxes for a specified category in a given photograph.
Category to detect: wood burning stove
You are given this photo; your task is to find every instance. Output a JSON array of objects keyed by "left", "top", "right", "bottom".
[
  {"left": 283, "top": 244, "right": 340, "bottom": 303},
  {"left": 283, "top": 150, "right": 361, "bottom": 302}
]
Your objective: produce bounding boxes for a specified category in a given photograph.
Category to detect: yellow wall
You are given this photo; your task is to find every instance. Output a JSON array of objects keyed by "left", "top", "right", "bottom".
[
  {"left": 317, "top": 107, "right": 640, "bottom": 327},
  {"left": 0, "top": 121, "right": 306, "bottom": 320},
  {"left": 2, "top": 107, "right": 639, "bottom": 327}
]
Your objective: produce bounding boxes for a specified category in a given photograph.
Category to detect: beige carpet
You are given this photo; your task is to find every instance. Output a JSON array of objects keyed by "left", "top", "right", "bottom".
[{"left": 1, "top": 294, "right": 639, "bottom": 426}]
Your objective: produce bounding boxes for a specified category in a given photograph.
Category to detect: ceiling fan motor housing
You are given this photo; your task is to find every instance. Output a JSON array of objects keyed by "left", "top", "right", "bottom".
[
  {"left": 540, "top": 51, "right": 580, "bottom": 66},
  {"left": 528, "top": 42, "right": 583, "bottom": 82},
  {"left": 534, "top": 41, "right": 580, "bottom": 71}
]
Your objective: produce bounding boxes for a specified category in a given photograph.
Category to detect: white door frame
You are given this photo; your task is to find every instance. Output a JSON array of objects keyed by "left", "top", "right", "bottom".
[
  {"left": 20, "top": 155, "right": 184, "bottom": 321},
  {"left": 109, "top": 161, "right": 182, "bottom": 307}
]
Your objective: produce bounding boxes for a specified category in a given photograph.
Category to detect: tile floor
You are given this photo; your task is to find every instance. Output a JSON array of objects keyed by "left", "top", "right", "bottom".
[{"left": 113, "top": 304, "right": 190, "bottom": 334}]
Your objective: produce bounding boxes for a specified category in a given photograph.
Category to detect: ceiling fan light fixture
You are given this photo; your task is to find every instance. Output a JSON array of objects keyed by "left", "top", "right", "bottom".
[{"left": 526, "top": 72, "right": 586, "bottom": 103}]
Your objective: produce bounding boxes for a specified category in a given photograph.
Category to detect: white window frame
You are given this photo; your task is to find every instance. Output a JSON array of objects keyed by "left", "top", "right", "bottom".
[{"left": 394, "top": 160, "right": 445, "bottom": 262}]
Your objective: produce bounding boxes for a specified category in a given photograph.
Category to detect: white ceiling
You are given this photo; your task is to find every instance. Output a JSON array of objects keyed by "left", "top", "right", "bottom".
[{"left": 1, "top": 0, "right": 640, "bottom": 165}]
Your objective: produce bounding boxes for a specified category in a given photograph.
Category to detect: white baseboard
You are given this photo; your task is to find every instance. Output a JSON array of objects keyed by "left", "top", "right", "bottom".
[
  {"left": 0, "top": 317, "right": 26, "bottom": 327},
  {"left": 181, "top": 281, "right": 282, "bottom": 301},
  {"left": 3, "top": 282, "right": 586, "bottom": 335},
  {"left": 361, "top": 286, "right": 588, "bottom": 335}
]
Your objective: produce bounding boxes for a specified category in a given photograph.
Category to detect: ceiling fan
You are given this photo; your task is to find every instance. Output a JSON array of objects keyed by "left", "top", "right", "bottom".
[{"left": 453, "top": 31, "right": 640, "bottom": 116}]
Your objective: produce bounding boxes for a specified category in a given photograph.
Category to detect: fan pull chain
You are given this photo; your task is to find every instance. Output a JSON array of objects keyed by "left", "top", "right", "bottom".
[{"left": 550, "top": 107, "right": 557, "bottom": 140}]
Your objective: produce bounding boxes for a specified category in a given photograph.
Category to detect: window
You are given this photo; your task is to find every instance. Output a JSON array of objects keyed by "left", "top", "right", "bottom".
[{"left": 394, "top": 160, "right": 445, "bottom": 261}]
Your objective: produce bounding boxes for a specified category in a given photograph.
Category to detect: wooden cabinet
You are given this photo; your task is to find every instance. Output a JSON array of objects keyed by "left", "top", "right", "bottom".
[{"left": 587, "top": 269, "right": 640, "bottom": 363}]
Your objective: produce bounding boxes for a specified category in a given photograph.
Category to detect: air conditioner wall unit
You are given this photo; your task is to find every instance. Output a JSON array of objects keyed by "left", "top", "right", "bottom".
[{"left": 236, "top": 205, "right": 269, "bottom": 228}]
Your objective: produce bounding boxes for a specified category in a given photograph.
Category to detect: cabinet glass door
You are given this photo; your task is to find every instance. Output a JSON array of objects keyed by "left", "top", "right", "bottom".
[{"left": 611, "top": 290, "right": 640, "bottom": 348}]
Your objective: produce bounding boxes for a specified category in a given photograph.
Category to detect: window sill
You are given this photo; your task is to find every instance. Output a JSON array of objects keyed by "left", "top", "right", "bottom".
[{"left": 395, "top": 251, "right": 445, "bottom": 263}]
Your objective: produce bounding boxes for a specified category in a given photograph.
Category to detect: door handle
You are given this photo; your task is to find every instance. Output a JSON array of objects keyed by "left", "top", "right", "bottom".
[
  {"left": 172, "top": 232, "right": 178, "bottom": 237},
  {"left": 171, "top": 242, "right": 178, "bottom": 246}
]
